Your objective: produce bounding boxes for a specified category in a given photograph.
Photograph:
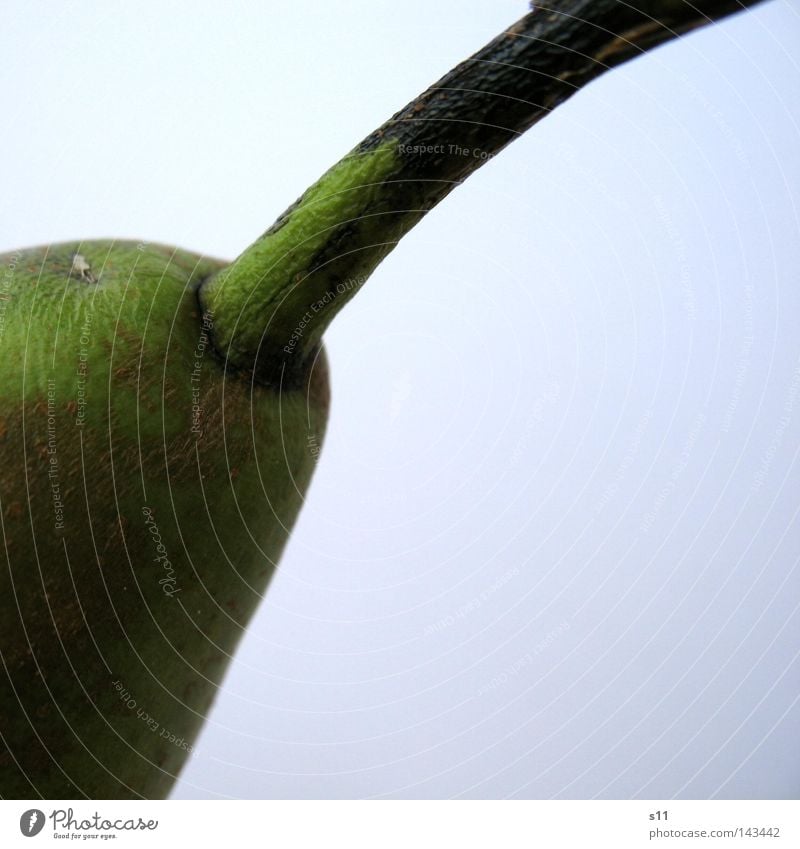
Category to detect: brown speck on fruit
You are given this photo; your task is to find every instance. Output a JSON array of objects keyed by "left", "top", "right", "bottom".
[
  {"left": 66, "top": 400, "right": 77, "bottom": 415},
  {"left": 5, "top": 501, "right": 23, "bottom": 519},
  {"left": 0, "top": 417, "right": 6, "bottom": 440}
]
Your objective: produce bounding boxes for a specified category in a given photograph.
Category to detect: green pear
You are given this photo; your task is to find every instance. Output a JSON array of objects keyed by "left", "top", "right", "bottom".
[
  {"left": 0, "top": 0, "right": 763, "bottom": 799},
  {"left": 0, "top": 241, "right": 330, "bottom": 799}
]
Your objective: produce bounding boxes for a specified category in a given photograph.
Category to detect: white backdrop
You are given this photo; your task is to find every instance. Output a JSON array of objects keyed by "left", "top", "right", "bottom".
[{"left": 2, "top": 0, "right": 798, "bottom": 799}]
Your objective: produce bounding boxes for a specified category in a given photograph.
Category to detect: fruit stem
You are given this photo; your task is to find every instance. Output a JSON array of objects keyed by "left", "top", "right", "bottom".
[{"left": 200, "top": 0, "right": 765, "bottom": 387}]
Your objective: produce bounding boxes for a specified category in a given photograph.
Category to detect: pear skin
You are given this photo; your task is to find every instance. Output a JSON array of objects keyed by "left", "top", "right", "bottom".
[{"left": 0, "top": 242, "right": 329, "bottom": 798}]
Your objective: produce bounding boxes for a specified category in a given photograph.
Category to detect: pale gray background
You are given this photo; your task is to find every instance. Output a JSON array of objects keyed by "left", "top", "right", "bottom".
[{"left": 1, "top": 0, "right": 798, "bottom": 799}]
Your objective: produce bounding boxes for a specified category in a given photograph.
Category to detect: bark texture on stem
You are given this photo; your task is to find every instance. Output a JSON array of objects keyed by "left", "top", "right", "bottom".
[{"left": 200, "top": 0, "right": 765, "bottom": 387}]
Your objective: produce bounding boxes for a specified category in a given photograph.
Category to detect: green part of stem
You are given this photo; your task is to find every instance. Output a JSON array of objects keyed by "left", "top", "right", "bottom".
[{"left": 201, "top": 140, "right": 405, "bottom": 383}]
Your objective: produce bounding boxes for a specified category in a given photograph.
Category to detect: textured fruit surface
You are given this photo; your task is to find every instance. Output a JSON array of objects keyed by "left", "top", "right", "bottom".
[{"left": 0, "top": 242, "right": 329, "bottom": 798}]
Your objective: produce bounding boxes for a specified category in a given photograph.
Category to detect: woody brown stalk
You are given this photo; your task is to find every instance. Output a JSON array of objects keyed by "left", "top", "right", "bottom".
[{"left": 201, "top": 0, "right": 766, "bottom": 387}]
